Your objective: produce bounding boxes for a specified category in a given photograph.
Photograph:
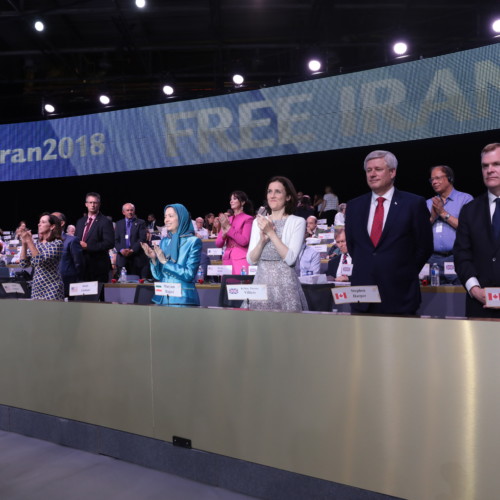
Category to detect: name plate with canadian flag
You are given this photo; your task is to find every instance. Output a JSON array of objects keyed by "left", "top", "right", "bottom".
[
  {"left": 332, "top": 286, "right": 381, "bottom": 304},
  {"left": 154, "top": 282, "right": 182, "bottom": 297},
  {"left": 70, "top": 281, "right": 98, "bottom": 296},
  {"left": 485, "top": 288, "right": 500, "bottom": 308}
]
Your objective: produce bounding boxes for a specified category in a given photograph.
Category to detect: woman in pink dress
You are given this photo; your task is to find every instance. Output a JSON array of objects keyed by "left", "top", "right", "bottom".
[{"left": 216, "top": 191, "right": 254, "bottom": 274}]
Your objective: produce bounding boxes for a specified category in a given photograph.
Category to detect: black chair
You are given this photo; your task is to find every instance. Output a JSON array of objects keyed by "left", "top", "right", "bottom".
[
  {"left": 218, "top": 274, "right": 254, "bottom": 308},
  {"left": 301, "top": 283, "right": 336, "bottom": 312},
  {"left": 72, "top": 282, "right": 104, "bottom": 302},
  {"left": 133, "top": 284, "right": 155, "bottom": 305}
]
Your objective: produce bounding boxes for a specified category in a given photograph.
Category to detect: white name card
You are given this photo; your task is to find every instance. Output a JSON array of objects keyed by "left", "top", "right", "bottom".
[
  {"left": 207, "top": 265, "right": 233, "bottom": 276},
  {"left": 318, "top": 232, "right": 335, "bottom": 240},
  {"left": 226, "top": 284, "right": 268, "bottom": 300},
  {"left": 69, "top": 281, "right": 98, "bottom": 296},
  {"left": 154, "top": 282, "right": 182, "bottom": 297},
  {"left": 444, "top": 262, "right": 456, "bottom": 275},
  {"left": 340, "top": 264, "right": 353, "bottom": 276},
  {"left": 311, "top": 244, "right": 327, "bottom": 253},
  {"left": 419, "top": 263, "right": 430, "bottom": 279},
  {"left": 207, "top": 248, "right": 223, "bottom": 256},
  {"left": 306, "top": 237, "right": 321, "bottom": 245},
  {"left": 332, "top": 286, "right": 381, "bottom": 304},
  {"left": 485, "top": 288, "right": 500, "bottom": 307},
  {"left": 249, "top": 266, "right": 258, "bottom": 275},
  {"left": 317, "top": 219, "right": 327, "bottom": 224},
  {"left": 317, "top": 224, "right": 329, "bottom": 230},
  {"left": 1, "top": 282, "right": 24, "bottom": 294}
]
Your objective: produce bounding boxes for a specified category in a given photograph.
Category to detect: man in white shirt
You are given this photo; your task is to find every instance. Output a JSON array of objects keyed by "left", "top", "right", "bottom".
[
  {"left": 326, "top": 228, "right": 351, "bottom": 281},
  {"left": 194, "top": 217, "right": 209, "bottom": 239}
]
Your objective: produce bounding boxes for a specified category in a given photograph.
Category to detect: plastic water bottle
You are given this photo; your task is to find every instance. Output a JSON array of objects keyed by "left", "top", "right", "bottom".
[
  {"left": 430, "top": 263, "right": 440, "bottom": 286},
  {"left": 241, "top": 265, "right": 247, "bottom": 276},
  {"left": 197, "top": 266, "right": 204, "bottom": 284},
  {"left": 119, "top": 267, "right": 127, "bottom": 283}
]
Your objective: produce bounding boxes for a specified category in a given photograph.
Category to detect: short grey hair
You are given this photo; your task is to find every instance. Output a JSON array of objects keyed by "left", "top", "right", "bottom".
[
  {"left": 122, "top": 202, "right": 135, "bottom": 211},
  {"left": 364, "top": 150, "right": 398, "bottom": 171}
]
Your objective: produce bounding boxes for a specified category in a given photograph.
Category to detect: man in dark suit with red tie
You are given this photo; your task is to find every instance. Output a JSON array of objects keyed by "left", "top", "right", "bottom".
[
  {"left": 345, "top": 150, "right": 433, "bottom": 315},
  {"left": 115, "top": 202, "right": 149, "bottom": 279},
  {"left": 454, "top": 142, "right": 500, "bottom": 318},
  {"left": 75, "top": 192, "right": 115, "bottom": 283}
]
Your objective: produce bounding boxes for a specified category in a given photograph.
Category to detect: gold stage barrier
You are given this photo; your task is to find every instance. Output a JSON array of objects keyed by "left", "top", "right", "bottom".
[{"left": 0, "top": 300, "right": 497, "bottom": 499}]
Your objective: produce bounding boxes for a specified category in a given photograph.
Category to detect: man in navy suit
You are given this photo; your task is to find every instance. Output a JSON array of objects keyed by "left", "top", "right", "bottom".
[
  {"left": 345, "top": 150, "right": 433, "bottom": 315},
  {"left": 75, "top": 192, "right": 115, "bottom": 283},
  {"left": 115, "top": 203, "right": 149, "bottom": 279},
  {"left": 454, "top": 142, "right": 500, "bottom": 318}
]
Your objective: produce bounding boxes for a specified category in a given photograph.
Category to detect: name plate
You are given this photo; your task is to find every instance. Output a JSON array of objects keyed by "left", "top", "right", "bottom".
[
  {"left": 226, "top": 284, "right": 268, "bottom": 300},
  {"left": 419, "top": 263, "right": 430, "bottom": 279},
  {"left": 332, "top": 286, "right": 381, "bottom": 304},
  {"left": 318, "top": 232, "right": 335, "bottom": 240},
  {"left": 317, "top": 219, "right": 327, "bottom": 224},
  {"left": 311, "top": 244, "right": 327, "bottom": 253},
  {"left": 1, "top": 282, "right": 24, "bottom": 294},
  {"left": 340, "top": 264, "right": 353, "bottom": 276},
  {"left": 306, "top": 237, "right": 321, "bottom": 245},
  {"left": 207, "top": 248, "right": 223, "bottom": 256},
  {"left": 485, "top": 288, "right": 500, "bottom": 307},
  {"left": 444, "top": 262, "right": 456, "bottom": 275},
  {"left": 70, "top": 281, "right": 98, "bottom": 296},
  {"left": 207, "top": 265, "right": 233, "bottom": 276},
  {"left": 154, "top": 282, "right": 182, "bottom": 297},
  {"left": 317, "top": 224, "right": 329, "bottom": 230},
  {"left": 249, "top": 265, "right": 258, "bottom": 275}
]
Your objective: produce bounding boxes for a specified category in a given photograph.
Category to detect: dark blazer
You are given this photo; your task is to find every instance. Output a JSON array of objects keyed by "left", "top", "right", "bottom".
[
  {"left": 345, "top": 188, "right": 433, "bottom": 315},
  {"left": 453, "top": 193, "right": 500, "bottom": 318},
  {"left": 114, "top": 217, "right": 148, "bottom": 273},
  {"left": 75, "top": 213, "right": 115, "bottom": 282},
  {"left": 327, "top": 255, "right": 341, "bottom": 278},
  {"left": 59, "top": 233, "right": 83, "bottom": 283}
]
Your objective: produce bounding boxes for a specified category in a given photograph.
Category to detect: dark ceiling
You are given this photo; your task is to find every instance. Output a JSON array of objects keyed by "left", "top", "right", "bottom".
[{"left": 0, "top": 0, "right": 498, "bottom": 124}]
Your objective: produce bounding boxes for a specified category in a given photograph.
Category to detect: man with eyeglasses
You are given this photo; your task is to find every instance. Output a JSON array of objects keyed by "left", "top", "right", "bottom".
[{"left": 427, "top": 165, "right": 473, "bottom": 284}]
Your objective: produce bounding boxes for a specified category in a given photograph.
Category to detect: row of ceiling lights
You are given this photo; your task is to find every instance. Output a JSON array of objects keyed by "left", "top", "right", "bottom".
[{"left": 37, "top": 13, "right": 499, "bottom": 116}]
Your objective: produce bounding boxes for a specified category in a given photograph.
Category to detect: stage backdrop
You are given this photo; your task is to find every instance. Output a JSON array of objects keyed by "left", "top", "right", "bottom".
[{"left": 0, "top": 44, "right": 498, "bottom": 182}]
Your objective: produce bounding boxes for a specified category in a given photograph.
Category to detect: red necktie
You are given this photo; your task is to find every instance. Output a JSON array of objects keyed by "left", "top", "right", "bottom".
[
  {"left": 82, "top": 217, "right": 94, "bottom": 242},
  {"left": 342, "top": 253, "right": 348, "bottom": 265},
  {"left": 370, "top": 197, "right": 384, "bottom": 246}
]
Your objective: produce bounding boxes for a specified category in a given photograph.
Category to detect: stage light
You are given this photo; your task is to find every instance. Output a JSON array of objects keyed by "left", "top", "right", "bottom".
[
  {"left": 308, "top": 59, "right": 322, "bottom": 72},
  {"left": 44, "top": 104, "right": 55, "bottom": 114},
  {"left": 34, "top": 21, "right": 45, "bottom": 32},
  {"left": 232, "top": 74, "right": 244, "bottom": 85},
  {"left": 393, "top": 42, "right": 408, "bottom": 56},
  {"left": 492, "top": 19, "right": 500, "bottom": 34},
  {"left": 135, "top": 0, "right": 146, "bottom": 8},
  {"left": 162, "top": 85, "right": 174, "bottom": 96},
  {"left": 99, "top": 95, "right": 110, "bottom": 105}
]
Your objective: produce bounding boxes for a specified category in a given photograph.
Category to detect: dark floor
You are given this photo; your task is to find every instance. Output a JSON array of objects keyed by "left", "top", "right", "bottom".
[{"left": 0, "top": 430, "right": 258, "bottom": 500}]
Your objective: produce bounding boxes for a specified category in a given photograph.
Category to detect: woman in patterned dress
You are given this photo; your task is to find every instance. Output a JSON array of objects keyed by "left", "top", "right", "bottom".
[
  {"left": 19, "top": 213, "right": 64, "bottom": 300},
  {"left": 247, "top": 176, "right": 308, "bottom": 312}
]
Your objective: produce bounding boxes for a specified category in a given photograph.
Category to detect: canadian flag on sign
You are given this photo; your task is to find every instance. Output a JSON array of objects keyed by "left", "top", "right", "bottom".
[
  {"left": 488, "top": 293, "right": 499, "bottom": 301},
  {"left": 335, "top": 292, "right": 347, "bottom": 300},
  {"left": 485, "top": 288, "right": 500, "bottom": 307}
]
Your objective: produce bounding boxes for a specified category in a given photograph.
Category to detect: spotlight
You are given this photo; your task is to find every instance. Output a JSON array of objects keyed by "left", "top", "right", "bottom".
[
  {"left": 492, "top": 19, "right": 500, "bottom": 34},
  {"left": 162, "top": 85, "right": 174, "bottom": 96},
  {"left": 232, "top": 74, "right": 244, "bottom": 85},
  {"left": 393, "top": 42, "right": 408, "bottom": 56},
  {"left": 34, "top": 20, "right": 45, "bottom": 32},
  {"left": 44, "top": 104, "right": 55, "bottom": 114},
  {"left": 99, "top": 95, "right": 110, "bottom": 105},
  {"left": 308, "top": 59, "right": 322, "bottom": 72},
  {"left": 135, "top": 0, "right": 146, "bottom": 8}
]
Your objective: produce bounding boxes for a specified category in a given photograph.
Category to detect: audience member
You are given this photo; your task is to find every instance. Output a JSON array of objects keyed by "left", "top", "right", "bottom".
[
  {"left": 319, "top": 186, "right": 339, "bottom": 225},
  {"left": 305, "top": 216, "right": 319, "bottom": 238},
  {"left": 295, "top": 195, "right": 315, "bottom": 219},
  {"left": 427, "top": 165, "right": 473, "bottom": 284},
  {"left": 334, "top": 203, "right": 346, "bottom": 226},
  {"left": 51, "top": 212, "right": 84, "bottom": 297},
  {"left": 327, "top": 228, "right": 351, "bottom": 282},
  {"left": 216, "top": 191, "right": 254, "bottom": 274},
  {"left": 66, "top": 225, "right": 76, "bottom": 236},
  {"left": 194, "top": 217, "right": 209, "bottom": 239},
  {"left": 209, "top": 217, "right": 221, "bottom": 238},
  {"left": 18, "top": 213, "right": 64, "bottom": 300},
  {"left": 454, "top": 142, "right": 500, "bottom": 318},
  {"left": 141, "top": 204, "right": 202, "bottom": 306},
  {"left": 115, "top": 203, "right": 149, "bottom": 279},
  {"left": 345, "top": 150, "right": 433, "bottom": 315},
  {"left": 204, "top": 213, "right": 215, "bottom": 232},
  {"left": 247, "top": 176, "right": 308, "bottom": 311},
  {"left": 296, "top": 240, "right": 321, "bottom": 277},
  {"left": 75, "top": 192, "right": 115, "bottom": 283},
  {"left": 146, "top": 214, "right": 157, "bottom": 231}
]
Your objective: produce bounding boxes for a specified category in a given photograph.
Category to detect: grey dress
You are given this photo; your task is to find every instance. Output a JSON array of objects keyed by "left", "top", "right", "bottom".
[{"left": 249, "top": 219, "right": 308, "bottom": 312}]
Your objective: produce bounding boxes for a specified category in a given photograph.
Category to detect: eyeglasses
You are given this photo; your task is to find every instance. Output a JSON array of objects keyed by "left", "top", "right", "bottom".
[{"left": 429, "top": 175, "right": 447, "bottom": 183}]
